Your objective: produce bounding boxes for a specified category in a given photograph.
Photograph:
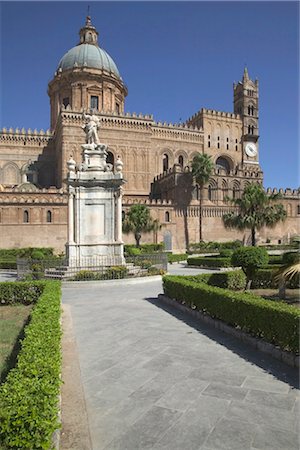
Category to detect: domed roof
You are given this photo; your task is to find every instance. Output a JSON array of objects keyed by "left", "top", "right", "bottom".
[{"left": 57, "top": 43, "right": 121, "bottom": 78}]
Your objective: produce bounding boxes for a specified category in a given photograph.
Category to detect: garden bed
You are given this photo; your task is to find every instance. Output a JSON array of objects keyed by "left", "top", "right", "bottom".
[
  {"left": 163, "top": 275, "right": 300, "bottom": 355},
  {"left": 0, "top": 304, "right": 33, "bottom": 383},
  {"left": 0, "top": 281, "right": 62, "bottom": 450}
]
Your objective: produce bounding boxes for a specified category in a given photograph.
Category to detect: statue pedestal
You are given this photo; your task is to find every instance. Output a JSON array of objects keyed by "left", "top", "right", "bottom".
[{"left": 65, "top": 143, "right": 125, "bottom": 271}]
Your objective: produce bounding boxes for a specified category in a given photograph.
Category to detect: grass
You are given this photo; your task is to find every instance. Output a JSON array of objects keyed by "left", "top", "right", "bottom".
[{"left": 0, "top": 304, "right": 33, "bottom": 383}]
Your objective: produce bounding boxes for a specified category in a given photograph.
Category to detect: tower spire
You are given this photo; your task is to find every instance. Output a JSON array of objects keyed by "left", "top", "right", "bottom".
[{"left": 243, "top": 66, "right": 249, "bottom": 82}]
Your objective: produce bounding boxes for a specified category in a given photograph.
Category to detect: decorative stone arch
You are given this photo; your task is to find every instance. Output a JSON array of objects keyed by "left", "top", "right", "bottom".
[
  {"left": 2, "top": 162, "right": 21, "bottom": 185},
  {"left": 221, "top": 179, "right": 229, "bottom": 201},
  {"left": 243, "top": 180, "right": 251, "bottom": 190},
  {"left": 231, "top": 179, "right": 241, "bottom": 199},
  {"left": 215, "top": 155, "right": 233, "bottom": 175},
  {"left": 160, "top": 149, "right": 173, "bottom": 173},
  {"left": 174, "top": 149, "right": 188, "bottom": 168},
  {"left": 207, "top": 178, "right": 218, "bottom": 202},
  {"left": 107, "top": 150, "right": 115, "bottom": 170}
]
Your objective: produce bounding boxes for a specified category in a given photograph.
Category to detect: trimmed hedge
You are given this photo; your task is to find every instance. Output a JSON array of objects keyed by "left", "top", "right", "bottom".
[
  {"left": 252, "top": 268, "right": 300, "bottom": 290},
  {"left": 73, "top": 265, "right": 128, "bottom": 281},
  {"left": 267, "top": 255, "right": 283, "bottom": 265},
  {"left": 125, "top": 243, "right": 164, "bottom": 256},
  {"left": 0, "top": 281, "right": 61, "bottom": 449},
  {"left": 181, "top": 270, "right": 247, "bottom": 291},
  {"left": 189, "top": 241, "right": 242, "bottom": 252},
  {"left": 167, "top": 253, "right": 188, "bottom": 264},
  {"left": 0, "top": 281, "right": 45, "bottom": 305},
  {"left": 163, "top": 275, "right": 300, "bottom": 353},
  {"left": 0, "top": 260, "right": 17, "bottom": 270},
  {"left": 187, "top": 256, "right": 232, "bottom": 268}
]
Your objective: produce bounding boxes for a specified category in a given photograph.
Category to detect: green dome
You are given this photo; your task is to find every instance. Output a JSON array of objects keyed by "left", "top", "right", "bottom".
[{"left": 57, "top": 43, "right": 121, "bottom": 79}]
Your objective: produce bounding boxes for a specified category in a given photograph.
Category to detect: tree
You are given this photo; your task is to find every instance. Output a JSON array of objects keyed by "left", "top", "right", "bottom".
[
  {"left": 122, "top": 204, "right": 160, "bottom": 248},
  {"left": 223, "top": 184, "right": 287, "bottom": 246},
  {"left": 231, "top": 246, "right": 269, "bottom": 290},
  {"left": 191, "top": 153, "right": 214, "bottom": 241}
]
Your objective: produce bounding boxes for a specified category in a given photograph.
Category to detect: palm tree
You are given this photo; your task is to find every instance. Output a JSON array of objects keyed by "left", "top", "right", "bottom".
[
  {"left": 122, "top": 204, "right": 159, "bottom": 248},
  {"left": 274, "top": 252, "right": 300, "bottom": 299},
  {"left": 223, "top": 184, "right": 287, "bottom": 246},
  {"left": 191, "top": 153, "right": 214, "bottom": 242}
]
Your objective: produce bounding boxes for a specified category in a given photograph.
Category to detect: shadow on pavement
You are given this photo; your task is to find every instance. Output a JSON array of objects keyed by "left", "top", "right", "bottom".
[{"left": 144, "top": 296, "right": 299, "bottom": 390}]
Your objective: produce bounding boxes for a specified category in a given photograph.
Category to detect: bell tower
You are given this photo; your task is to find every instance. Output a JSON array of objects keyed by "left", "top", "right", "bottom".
[{"left": 233, "top": 67, "right": 259, "bottom": 164}]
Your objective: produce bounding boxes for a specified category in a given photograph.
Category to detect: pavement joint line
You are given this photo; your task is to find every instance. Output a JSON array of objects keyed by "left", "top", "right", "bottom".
[{"left": 158, "top": 294, "right": 299, "bottom": 369}]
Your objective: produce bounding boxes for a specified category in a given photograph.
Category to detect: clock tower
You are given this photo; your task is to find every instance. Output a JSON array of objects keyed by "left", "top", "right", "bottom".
[{"left": 233, "top": 67, "right": 259, "bottom": 165}]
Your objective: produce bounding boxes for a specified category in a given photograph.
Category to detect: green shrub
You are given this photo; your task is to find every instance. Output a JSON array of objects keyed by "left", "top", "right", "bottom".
[
  {"left": 73, "top": 266, "right": 128, "bottom": 281},
  {"left": 266, "top": 255, "right": 283, "bottom": 265},
  {"left": 189, "top": 241, "right": 242, "bottom": 253},
  {"left": 187, "top": 256, "right": 232, "bottom": 268},
  {"left": 124, "top": 243, "right": 164, "bottom": 256},
  {"left": 147, "top": 267, "right": 166, "bottom": 276},
  {"left": 163, "top": 275, "right": 300, "bottom": 353},
  {"left": 167, "top": 253, "right": 188, "bottom": 264},
  {"left": 232, "top": 247, "right": 269, "bottom": 288},
  {"left": 0, "top": 281, "right": 61, "bottom": 449},
  {"left": 125, "top": 246, "right": 142, "bottom": 256},
  {"left": 0, "top": 260, "right": 17, "bottom": 270},
  {"left": 219, "top": 249, "right": 233, "bottom": 258},
  {"left": 0, "top": 281, "right": 46, "bottom": 305},
  {"left": 106, "top": 266, "right": 128, "bottom": 279},
  {"left": 73, "top": 270, "right": 102, "bottom": 281},
  {"left": 138, "top": 259, "right": 153, "bottom": 269},
  {"left": 176, "top": 270, "right": 246, "bottom": 291},
  {"left": 30, "top": 250, "right": 45, "bottom": 260},
  {"left": 282, "top": 251, "right": 299, "bottom": 265},
  {"left": 250, "top": 268, "right": 300, "bottom": 290}
]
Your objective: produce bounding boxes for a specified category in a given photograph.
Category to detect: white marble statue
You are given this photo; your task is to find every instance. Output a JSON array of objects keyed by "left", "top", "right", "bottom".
[{"left": 82, "top": 113, "right": 100, "bottom": 145}]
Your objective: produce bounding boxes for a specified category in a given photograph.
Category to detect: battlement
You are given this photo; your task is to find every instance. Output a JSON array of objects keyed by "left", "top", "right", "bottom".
[
  {"left": 187, "top": 107, "right": 241, "bottom": 123},
  {"left": 0, "top": 127, "right": 52, "bottom": 144},
  {"left": 0, "top": 187, "right": 67, "bottom": 204},
  {"left": 122, "top": 197, "right": 172, "bottom": 206},
  {"left": 60, "top": 110, "right": 203, "bottom": 137},
  {"left": 1, "top": 127, "right": 52, "bottom": 136},
  {"left": 266, "top": 187, "right": 299, "bottom": 198}
]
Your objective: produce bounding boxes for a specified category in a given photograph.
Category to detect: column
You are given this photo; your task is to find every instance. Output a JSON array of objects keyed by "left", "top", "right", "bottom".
[
  {"left": 115, "top": 188, "right": 123, "bottom": 242},
  {"left": 68, "top": 187, "right": 74, "bottom": 244}
]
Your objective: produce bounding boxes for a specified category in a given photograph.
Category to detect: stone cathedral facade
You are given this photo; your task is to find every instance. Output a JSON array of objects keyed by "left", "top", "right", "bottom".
[{"left": 0, "top": 17, "right": 298, "bottom": 252}]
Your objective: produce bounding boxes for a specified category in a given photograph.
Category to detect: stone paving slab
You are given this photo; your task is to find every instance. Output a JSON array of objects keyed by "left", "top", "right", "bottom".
[{"left": 62, "top": 271, "right": 299, "bottom": 450}]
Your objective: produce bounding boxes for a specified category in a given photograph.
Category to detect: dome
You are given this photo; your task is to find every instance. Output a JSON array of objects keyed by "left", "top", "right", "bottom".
[{"left": 57, "top": 44, "right": 121, "bottom": 79}]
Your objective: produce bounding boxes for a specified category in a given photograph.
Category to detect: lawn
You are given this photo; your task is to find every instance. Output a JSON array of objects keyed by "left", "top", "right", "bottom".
[{"left": 0, "top": 304, "right": 33, "bottom": 382}]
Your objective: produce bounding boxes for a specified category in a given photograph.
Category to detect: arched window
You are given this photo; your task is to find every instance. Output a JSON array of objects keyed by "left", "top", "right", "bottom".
[
  {"left": 47, "top": 210, "right": 52, "bottom": 223},
  {"left": 107, "top": 151, "right": 114, "bottom": 167},
  {"left": 178, "top": 155, "right": 184, "bottom": 167},
  {"left": 163, "top": 154, "right": 169, "bottom": 172},
  {"left": 208, "top": 185, "right": 212, "bottom": 201},
  {"left": 216, "top": 157, "right": 230, "bottom": 174},
  {"left": 297, "top": 205, "right": 300, "bottom": 215},
  {"left": 165, "top": 211, "right": 170, "bottom": 222},
  {"left": 23, "top": 210, "right": 29, "bottom": 223}
]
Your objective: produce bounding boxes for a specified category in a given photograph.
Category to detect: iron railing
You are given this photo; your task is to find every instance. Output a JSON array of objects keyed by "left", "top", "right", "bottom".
[{"left": 17, "top": 253, "right": 168, "bottom": 281}]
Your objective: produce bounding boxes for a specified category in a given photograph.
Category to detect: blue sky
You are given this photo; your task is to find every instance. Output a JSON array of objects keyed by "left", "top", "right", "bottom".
[{"left": 0, "top": 1, "right": 299, "bottom": 188}]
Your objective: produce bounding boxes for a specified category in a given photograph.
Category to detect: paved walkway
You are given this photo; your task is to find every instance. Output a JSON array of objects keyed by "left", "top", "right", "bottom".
[{"left": 62, "top": 266, "right": 299, "bottom": 450}]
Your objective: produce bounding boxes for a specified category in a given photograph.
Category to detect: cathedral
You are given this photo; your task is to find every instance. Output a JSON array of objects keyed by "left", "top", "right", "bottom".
[{"left": 0, "top": 16, "right": 298, "bottom": 252}]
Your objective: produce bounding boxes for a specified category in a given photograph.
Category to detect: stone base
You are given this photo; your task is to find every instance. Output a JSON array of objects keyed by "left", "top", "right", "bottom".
[{"left": 66, "top": 242, "right": 125, "bottom": 267}]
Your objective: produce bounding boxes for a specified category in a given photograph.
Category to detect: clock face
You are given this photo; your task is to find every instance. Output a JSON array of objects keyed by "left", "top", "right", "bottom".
[{"left": 245, "top": 143, "right": 257, "bottom": 157}]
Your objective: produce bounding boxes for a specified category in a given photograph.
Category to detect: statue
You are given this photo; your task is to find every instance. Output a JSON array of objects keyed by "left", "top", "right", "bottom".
[{"left": 82, "top": 113, "right": 100, "bottom": 145}]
